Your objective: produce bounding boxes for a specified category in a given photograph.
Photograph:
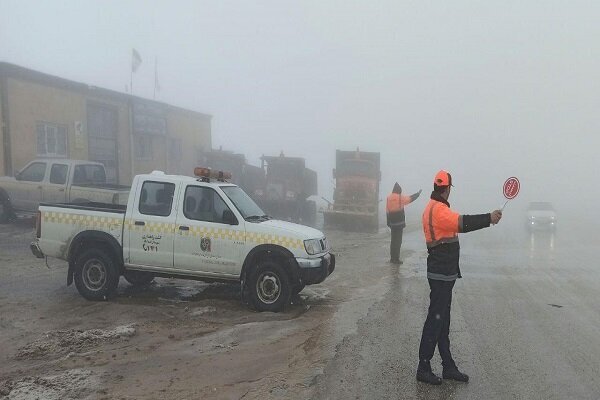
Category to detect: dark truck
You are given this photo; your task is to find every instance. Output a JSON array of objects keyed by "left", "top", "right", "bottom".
[
  {"left": 199, "top": 148, "right": 265, "bottom": 198},
  {"left": 254, "top": 154, "right": 318, "bottom": 226},
  {"left": 323, "top": 149, "right": 381, "bottom": 232}
]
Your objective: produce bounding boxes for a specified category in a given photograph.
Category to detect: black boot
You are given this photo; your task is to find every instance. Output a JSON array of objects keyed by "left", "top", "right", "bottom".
[
  {"left": 416, "top": 361, "right": 442, "bottom": 385},
  {"left": 442, "top": 366, "right": 469, "bottom": 382}
]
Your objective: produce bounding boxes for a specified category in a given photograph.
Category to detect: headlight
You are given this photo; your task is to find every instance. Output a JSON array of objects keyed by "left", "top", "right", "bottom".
[
  {"left": 286, "top": 190, "right": 296, "bottom": 199},
  {"left": 304, "top": 238, "right": 322, "bottom": 255}
]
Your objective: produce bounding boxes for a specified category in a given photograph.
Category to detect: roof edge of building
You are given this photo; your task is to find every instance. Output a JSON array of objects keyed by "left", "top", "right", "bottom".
[{"left": 0, "top": 61, "right": 212, "bottom": 119}]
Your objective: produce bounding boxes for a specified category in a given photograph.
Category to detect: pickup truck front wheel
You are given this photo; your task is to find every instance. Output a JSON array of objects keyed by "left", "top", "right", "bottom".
[
  {"left": 249, "top": 260, "right": 291, "bottom": 312},
  {"left": 74, "top": 248, "right": 120, "bottom": 301}
]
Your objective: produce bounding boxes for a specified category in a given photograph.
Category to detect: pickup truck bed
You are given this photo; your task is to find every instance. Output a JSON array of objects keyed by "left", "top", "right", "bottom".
[{"left": 36, "top": 202, "right": 126, "bottom": 262}]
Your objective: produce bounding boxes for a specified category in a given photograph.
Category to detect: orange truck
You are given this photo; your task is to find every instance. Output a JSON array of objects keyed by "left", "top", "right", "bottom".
[{"left": 323, "top": 149, "right": 381, "bottom": 232}]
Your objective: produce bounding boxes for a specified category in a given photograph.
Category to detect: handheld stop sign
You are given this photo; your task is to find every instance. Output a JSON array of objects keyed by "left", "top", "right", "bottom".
[{"left": 502, "top": 177, "right": 520, "bottom": 210}]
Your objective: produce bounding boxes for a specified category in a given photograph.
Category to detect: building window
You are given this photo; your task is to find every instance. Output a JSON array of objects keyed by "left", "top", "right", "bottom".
[
  {"left": 169, "top": 138, "right": 182, "bottom": 161},
  {"left": 135, "top": 136, "right": 153, "bottom": 160},
  {"left": 37, "top": 122, "right": 67, "bottom": 157}
]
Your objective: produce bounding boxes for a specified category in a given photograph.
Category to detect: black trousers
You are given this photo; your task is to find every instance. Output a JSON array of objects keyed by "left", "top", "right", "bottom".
[
  {"left": 390, "top": 226, "right": 404, "bottom": 261},
  {"left": 418, "top": 279, "right": 456, "bottom": 369}
]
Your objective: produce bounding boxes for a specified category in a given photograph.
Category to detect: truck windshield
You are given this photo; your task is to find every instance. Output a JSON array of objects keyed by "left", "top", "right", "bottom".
[
  {"left": 221, "top": 186, "right": 267, "bottom": 219},
  {"left": 339, "top": 160, "right": 377, "bottom": 178}
]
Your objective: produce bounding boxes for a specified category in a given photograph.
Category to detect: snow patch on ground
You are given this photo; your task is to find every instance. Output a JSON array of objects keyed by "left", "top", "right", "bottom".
[
  {"left": 0, "top": 369, "right": 100, "bottom": 400},
  {"left": 15, "top": 324, "right": 136, "bottom": 359}
]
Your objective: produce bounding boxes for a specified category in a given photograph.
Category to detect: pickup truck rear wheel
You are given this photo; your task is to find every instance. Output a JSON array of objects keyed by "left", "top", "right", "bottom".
[
  {"left": 123, "top": 270, "right": 155, "bottom": 286},
  {"left": 249, "top": 260, "right": 291, "bottom": 312},
  {"left": 0, "top": 202, "right": 8, "bottom": 223},
  {"left": 74, "top": 248, "right": 120, "bottom": 301},
  {"left": 0, "top": 195, "right": 13, "bottom": 224}
]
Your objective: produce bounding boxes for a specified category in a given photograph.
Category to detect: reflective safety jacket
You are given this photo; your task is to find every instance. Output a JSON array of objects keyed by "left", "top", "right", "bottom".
[
  {"left": 422, "top": 192, "right": 491, "bottom": 281},
  {"left": 386, "top": 191, "right": 420, "bottom": 228}
]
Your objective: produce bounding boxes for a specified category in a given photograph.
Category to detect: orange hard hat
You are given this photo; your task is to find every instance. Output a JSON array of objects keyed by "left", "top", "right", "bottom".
[{"left": 434, "top": 170, "right": 453, "bottom": 187}]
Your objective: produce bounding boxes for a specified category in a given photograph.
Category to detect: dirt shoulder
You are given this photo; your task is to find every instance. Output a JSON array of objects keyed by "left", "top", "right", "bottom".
[{"left": 0, "top": 223, "right": 410, "bottom": 399}]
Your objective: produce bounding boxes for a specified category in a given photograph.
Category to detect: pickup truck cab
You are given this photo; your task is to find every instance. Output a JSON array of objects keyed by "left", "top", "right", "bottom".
[
  {"left": 31, "top": 168, "right": 335, "bottom": 311},
  {"left": 0, "top": 159, "right": 130, "bottom": 222}
]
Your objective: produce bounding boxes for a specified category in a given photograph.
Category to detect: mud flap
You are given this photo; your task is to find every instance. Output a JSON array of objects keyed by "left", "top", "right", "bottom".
[
  {"left": 67, "top": 261, "right": 75, "bottom": 286},
  {"left": 240, "top": 271, "right": 251, "bottom": 307}
]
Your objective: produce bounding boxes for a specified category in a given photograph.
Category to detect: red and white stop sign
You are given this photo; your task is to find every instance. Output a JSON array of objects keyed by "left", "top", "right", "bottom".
[{"left": 503, "top": 177, "right": 520, "bottom": 200}]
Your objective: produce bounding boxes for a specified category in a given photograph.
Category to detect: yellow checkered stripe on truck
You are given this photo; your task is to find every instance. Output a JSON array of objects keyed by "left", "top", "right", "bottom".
[
  {"left": 126, "top": 220, "right": 175, "bottom": 233},
  {"left": 42, "top": 212, "right": 304, "bottom": 249},
  {"left": 181, "top": 227, "right": 303, "bottom": 249},
  {"left": 43, "top": 212, "right": 121, "bottom": 228},
  {"left": 246, "top": 232, "right": 303, "bottom": 249}
]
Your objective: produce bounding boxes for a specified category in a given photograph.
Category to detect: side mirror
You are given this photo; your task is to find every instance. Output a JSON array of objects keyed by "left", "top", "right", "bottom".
[
  {"left": 222, "top": 209, "right": 238, "bottom": 225},
  {"left": 15, "top": 171, "right": 22, "bottom": 181}
]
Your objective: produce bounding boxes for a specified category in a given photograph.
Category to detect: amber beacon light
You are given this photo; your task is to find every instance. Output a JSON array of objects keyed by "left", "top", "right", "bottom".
[{"left": 194, "top": 167, "right": 232, "bottom": 182}]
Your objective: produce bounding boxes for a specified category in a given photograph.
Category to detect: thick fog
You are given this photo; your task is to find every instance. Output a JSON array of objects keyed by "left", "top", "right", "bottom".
[{"left": 2, "top": 0, "right": 599, "bottom": 226}]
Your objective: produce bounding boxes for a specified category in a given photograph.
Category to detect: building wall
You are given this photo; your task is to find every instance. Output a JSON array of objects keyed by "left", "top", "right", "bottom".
[
  {"left": 0, "top": 83, "right": 4, "bottom": 176},
  {"left": 7, "top": 77, "right": 88, "bottom": 173},
  {"left": 1, "top": 67, "right": 211, "bottom": 183},
  {"left": 85, "top": 96, "right": 131, "bottom": 184},
  {"left": 166, "top": 109, "right": 212, "bottom": 176}
]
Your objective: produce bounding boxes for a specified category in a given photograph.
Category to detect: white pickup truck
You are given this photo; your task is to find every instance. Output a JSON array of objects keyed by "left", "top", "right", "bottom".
[
  {"left": 0, "top": 159, "right": 130, "bottom": 222},
  {"left": 30, "top": 168, "right": 335, "bottom": 311}
]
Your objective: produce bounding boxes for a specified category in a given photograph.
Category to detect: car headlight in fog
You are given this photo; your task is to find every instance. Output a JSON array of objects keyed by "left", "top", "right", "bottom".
[{"left": 304, "top": 239, "right": 322, "bottom": 255}]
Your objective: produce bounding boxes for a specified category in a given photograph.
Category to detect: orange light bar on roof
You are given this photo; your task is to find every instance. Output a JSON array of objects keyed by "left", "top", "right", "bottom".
[
  {"left": 194, "top": 167, "right": 232, "bottom": 181},
  {"left": 194, "top": 167, "right": 211, "bottom": 177}
]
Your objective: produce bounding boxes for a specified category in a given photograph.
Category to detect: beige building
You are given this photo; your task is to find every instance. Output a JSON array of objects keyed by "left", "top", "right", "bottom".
[{"left": 0, "top": 62, "right": 211, "bottom": 184}]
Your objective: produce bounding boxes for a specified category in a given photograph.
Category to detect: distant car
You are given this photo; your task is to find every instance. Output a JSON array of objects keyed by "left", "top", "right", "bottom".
[{"left": 526, "top": 202, "right": 557, "bottom": 231}]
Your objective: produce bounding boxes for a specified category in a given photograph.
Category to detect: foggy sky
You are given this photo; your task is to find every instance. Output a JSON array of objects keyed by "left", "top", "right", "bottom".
[{"left": 1, "top": 0, "right": 599, "bottom": 219}]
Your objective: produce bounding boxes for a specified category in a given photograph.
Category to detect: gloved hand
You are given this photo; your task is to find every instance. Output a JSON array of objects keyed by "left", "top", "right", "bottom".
[{"left": 490, "top": 210, "right": 502, "bottom": 225}]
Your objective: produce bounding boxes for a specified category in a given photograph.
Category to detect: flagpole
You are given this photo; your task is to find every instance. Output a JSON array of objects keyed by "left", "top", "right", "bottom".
[{"left": 153, "top": 56, "right": 157, "bottom": 100}]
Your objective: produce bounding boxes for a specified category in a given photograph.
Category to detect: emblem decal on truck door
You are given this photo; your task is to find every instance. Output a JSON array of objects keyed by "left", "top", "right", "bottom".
[{"left": 200, "top": 237, "right": 211, "bottom": 252}]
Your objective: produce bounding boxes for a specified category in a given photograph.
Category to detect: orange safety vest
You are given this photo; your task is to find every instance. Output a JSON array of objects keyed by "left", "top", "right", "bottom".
[
  {"left": 422, "top": 199, "right": 463, "bottom": 248},
  {"left": 386, "top": 193, "right": 411, "bottom": 214}
]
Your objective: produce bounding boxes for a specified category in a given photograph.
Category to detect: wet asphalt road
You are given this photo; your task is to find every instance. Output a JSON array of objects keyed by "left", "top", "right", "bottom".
[
  {"left": 2, "top": 218, "right": 600, "bottom": 399},
  {"left": 312, "top": 224, "right": 600, "bottom": 400}
]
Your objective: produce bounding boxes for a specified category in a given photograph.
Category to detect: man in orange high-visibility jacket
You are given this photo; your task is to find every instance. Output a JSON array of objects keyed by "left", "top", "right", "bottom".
[
  {"left": 386, "top": 183, "right": 421, "bottom": 264},
  {"left": 416, "top": 170, "right": 502, "bottom": 385}
]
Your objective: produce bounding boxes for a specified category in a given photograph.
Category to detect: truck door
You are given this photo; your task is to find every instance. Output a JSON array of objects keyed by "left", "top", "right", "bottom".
[
  {"left": 127, "top": 180, "right": 177, "bottom": 268},
  {"left": 12, "top": 161, "right": 46, "bottom": 212},
  {"left": 174, "top": 185, "right": 245, "bottom": 276},
  {"left": 42, "top": 163, "right": 69, "bottom": 204}
]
